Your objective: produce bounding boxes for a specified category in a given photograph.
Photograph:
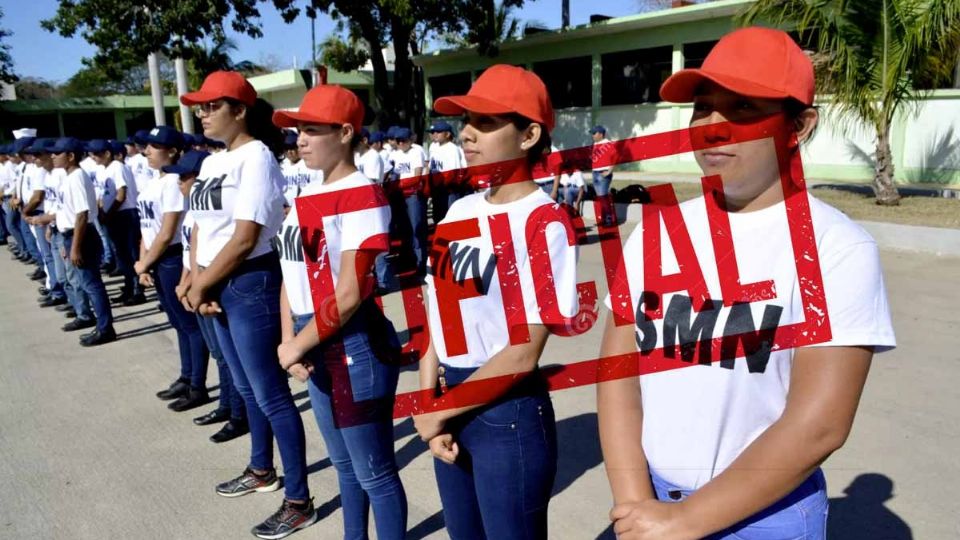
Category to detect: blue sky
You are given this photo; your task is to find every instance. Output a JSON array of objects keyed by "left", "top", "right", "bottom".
[{"left": 5, "top": 0, "right": 640, "bottom": 84}]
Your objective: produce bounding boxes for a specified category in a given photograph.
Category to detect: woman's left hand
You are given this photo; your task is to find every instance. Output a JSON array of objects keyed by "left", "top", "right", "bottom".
[
  {"left": 414, "top": 410, "right": 447, "bottom": 442},
  {"left": 277, "top": 339, "right": 306, "bottom": 371},
  {"left": 610, "top": 500, "right": 692, "bottom": 540},
  {"left": 186, "top": 283, "right": 207, "bottom": 311},
  {"left": 133, "top": 261, "right": 147, "bottom": 276}
]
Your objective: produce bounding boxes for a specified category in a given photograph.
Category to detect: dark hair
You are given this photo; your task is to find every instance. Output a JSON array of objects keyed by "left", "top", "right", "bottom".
[
  {"left": 508, "top": 114, "right": 552, "bottom": 167},
  {"left": 784, "top": 98, "right": 819, "bottom": 143},
  {"left": 228, "top": 98, "right": 284, "bottom": 155}
]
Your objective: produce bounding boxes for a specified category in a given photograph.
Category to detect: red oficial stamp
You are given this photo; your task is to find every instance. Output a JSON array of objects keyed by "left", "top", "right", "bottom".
[{"left": 294, "top": 117, "right": 831, "bottom": 426}]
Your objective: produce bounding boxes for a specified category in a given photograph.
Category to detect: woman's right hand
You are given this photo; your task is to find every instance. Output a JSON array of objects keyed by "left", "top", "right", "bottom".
[{"left": 428, "top": 434, "right": 459, "bottom": 464}]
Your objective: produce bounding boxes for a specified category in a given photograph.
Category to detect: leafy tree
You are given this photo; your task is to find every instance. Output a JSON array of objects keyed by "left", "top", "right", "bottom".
[
  {"left": 742, "top": 0, "right": 960, "bottom": 205},
  {"left": 61, "top": 59, "right": 177, "bottom": 97},
  {"left": 14, "top": 77, "right": 60, "bottom": 100},
  {"left": 0, "top": 8, "right": 16, "bottom": 83}
]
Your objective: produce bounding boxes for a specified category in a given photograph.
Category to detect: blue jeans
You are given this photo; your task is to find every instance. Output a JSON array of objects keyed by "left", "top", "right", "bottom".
[
  {"left": 560, "top": 185, "right": 581, "bottom": 210},
  {"left": 18, "top": 212, "right": 42, "bottom": 265},
  {"left": 3, "top": 200, "right": 24, "bottom": 252},
  {"left": 198, "top": 312, "right": 245, "bottom": 421},
  {"left": 107, "top": 208, "right": 142, "bottom": 295},
  {"left": 294, "top": 302, "right": 407, "bottom": 540},
  {"left": 537, "top": 182, "right": 554, "bottom": 197},
  {"left": 33, "top": 223, "right": 65, "bottom": 299},
  {"left": 433, "top": 365, "right": 558, "bottom": 540},
  {"left": 55, "top": 231, "right": 94, "bottom": 321},
  {"left": 209, "top": 253, "right": 308, "bottom": 501},
  {"left": 0, "top": 199, "right": 8, "bottom": 239},
  {"left": 152, "top": 246, "right": 207, "bottom": 389},
  {"left": 49, "top": 230, "right": 70, "bottom": 302},
  {"left": 404, "top": 193, "right": 427, "bottom": 275},
  {"left": 651, "top": 469, "right": 829, "bottom": 539},
  {"left": 63, "top": 230, "right": 113, "bottom": 333},
  {"left": 93, "top": 215, "right": 115, "bottom": 266},
  {"left": 591, "top": 171, "right": 615, "bottom": 224}
]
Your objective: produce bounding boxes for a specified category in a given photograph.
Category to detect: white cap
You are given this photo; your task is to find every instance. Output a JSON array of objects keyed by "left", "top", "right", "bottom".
[{"left": 12, "top": 128, "right": 37, "bottom": 139}]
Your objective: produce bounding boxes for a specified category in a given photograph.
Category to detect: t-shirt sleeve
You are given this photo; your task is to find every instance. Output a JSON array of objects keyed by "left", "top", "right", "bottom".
[
  {"left": 410, "top": 150, "right": 425, "bottom": 171},
  {"left": 30, "top": 170, "right": 46, "bottom": 192},
  {"left": 160, "top": 178, "right": 186, "bottom": 214},
  {"left": 233, "top": 148, "right": 282, "bottom": 225},
  {"left": 67, "top": 174, "right": 90, "bottom": 215},
  {"left": 339, "top": 189, "right": 390, "bottom": 253},
  {"left": 525, "top": 211, "right": 579, "bottom": 324},
  {"left": 806, "top": 239, "right": 896, "bottom": 351}
]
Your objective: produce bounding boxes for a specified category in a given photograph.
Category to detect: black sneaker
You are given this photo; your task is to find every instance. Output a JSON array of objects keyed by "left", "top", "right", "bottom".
[
  {"left": 193, "top": 408, "right": 230, "bottom": 426},
  {"left": 215, "top": 467, "right": 281, "bottom": 498},
  {"left": 38, "top": 286, "right": 50, "bottom": 295},
  {"left": 123, "top": 293, "right": 148, "bottom": 306},
  {"left": 80, "top": 327, "right": 117, "bottom": 347},
  {"left": 251, "top": 498, "right": 318, "bottom": 539},
  {"left": 28, "top": 268, "right": 46, "bottom": 281},
  {"left": 63, "top": 318, "right": 96, "bottom": 332},
  {"left": 64, "top": 309, "right": 77, "bottom": 319},
  {"left": 55, "top": 303, "right": 73, "bottom": 312},
  {"left": 40, "top": 296, "right": 67, "bottom": 308},
  {"left": 156, "top": 377, "right": 190, "bottom": 400},
  {"left": 211, "top": 420, "right": 250, "bottom": 443},
  {"left": 168, "top": 387, "right": 210, "bottom": 412}
]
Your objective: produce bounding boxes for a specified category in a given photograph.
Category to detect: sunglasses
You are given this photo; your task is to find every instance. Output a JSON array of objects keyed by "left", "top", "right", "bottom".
[{"left": 192, "top": 100, "right": 228, "bottom": 118}]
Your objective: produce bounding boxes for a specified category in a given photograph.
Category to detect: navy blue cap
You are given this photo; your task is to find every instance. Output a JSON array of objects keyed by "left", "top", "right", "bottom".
[
  {"left": 181, "top": 133, "right": 196, "bottom": 147},
  {"left": 51, "top": 137, "right": 86, "bottom": 155},
  {"left": 161, "top": 150, "right": 210, "bottom": 176},
  {"left": 394, "top": 127, "right": 412, "bottom": 141},
  {"left": 386, "top": 126, "right": 401, "bottom": 139},
  {"left": 85, "top": 139, "right": 110, "bottom": 153},
  {"left": 133, "top": 130, "right": 150, "bottom": 145},
  {"left": 143, "top": 126, "right": 185, "bottom": 149},
  {"left": 123, "top": 135, "right": 136, "bottom": 145},
  {"left": 589, "top": 125, "right": 607, "bottom": 135},
  {"left": 13, "top": 137, "right": 36, "bottom": 154},
  {"left": 368, "top": 132, "right": 384, "bottom": 144},
  {"left": 25, "top": 138, "right": 56, "bottom": 154},
  {"left": 283, "top": 130, "right": 298, "bottom": 148},
  {"left": 428, "top": 121, "right": 453, "bottom": 133},
  {"left": 359, "top": 127, "right": 371, "bottom": 140},
  {"left": 108, "top": 140, "right": 126, "bottom": 156}
]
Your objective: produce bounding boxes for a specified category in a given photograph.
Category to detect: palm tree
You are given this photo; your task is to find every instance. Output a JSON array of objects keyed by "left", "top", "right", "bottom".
[
  {"left": 741, "top": 0, "right": 960, "bottom": 205},
  {"left": 185, "top": 38, "right": 265, "bottom": 87}
]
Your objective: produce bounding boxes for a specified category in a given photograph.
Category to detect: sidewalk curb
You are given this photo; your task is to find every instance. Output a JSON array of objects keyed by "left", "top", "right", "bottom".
[{"left": 579, "top": 201, "right": 960, "bottom": 257}]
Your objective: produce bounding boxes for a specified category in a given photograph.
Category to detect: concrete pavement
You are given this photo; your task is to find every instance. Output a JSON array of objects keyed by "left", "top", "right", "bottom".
[{"left": 1, "top": 241, "right": 958, "bottom": 539}]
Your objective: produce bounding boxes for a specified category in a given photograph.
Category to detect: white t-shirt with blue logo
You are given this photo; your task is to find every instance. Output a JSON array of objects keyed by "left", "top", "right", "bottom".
[
  {"left": 190, "top": 140, "right": 286, "bottom": 267},
  {"left": 55, "top": 168, "right": 97, "bottom": 233},
  {"left": 138, "top": 173, "right": 185, "bottom": 251},
  {"left": 280, "top": 158, "right": 321, "bottom": 207}
]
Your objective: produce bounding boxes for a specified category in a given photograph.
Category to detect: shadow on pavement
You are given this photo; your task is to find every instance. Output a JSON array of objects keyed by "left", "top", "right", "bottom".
[
  {"left": 407, "top": 510, "right": 445, "bottom": 540},
  {"left": 828, "top": 473, "right": 912, "bottom": 540}
]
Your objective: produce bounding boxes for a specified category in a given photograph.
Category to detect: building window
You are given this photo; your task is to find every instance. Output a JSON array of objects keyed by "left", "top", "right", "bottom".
[
  {"left": 601, "top": 46, "right": 672, "bottom": 106},
  {"left": 429, "top": 73, "right": 472, "bottom": 101},
  {"left": 683, "top": 41, "right": 717, "bottom": 69},
  {"left": 533, "top": 56, "right": 592, "bottom": 109}
]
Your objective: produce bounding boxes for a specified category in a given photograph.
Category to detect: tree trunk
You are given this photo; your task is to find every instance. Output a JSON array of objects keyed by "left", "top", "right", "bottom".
[
  {"left": 390, "top": 16, "right": 414, "bottom": 130},
  {"left": 873, "top": 123, "right": 901, "bottom": 206},
  {"left": 354, "top": 10, "right": 391, "bottom": 129}
]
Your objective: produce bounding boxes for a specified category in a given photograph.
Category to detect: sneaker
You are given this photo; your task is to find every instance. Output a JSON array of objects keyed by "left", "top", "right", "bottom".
[
  {"left": 111, "top": 292, "right": 131, "bottom": 305},
  {"left": 122, "top": 293, "right": 148, "bottom": 306},
  {"left": 215, "top": 467, "right": 280, "bottom": 498},
  {"left": 39, "top": 296, "right": 67, "bottom": 308},
  {"left": 55, "top": 303, "right": 73, "bottom": 313},
  {"left": 193, "top": 408, "right": 230, "bottom": 426},
  {"left": 63, "top": 318, "right": 96, "bottom": 332},
  {"left": 211, "top": 420, "right": 250, "bottom": 443},
  {"left": 80, "top": 327, "right": 117, "bottom": 347},
  {"left": 64, "top": 309, "right": 77, "bottom": 319},
  {"left": 156, "top": 377, "right": 190, "bottom": 401},
  {"left": 28, "top": 268, "right": 46, "bottom": 281},
  {"left": 168, "top": 387, "right": 210, "bottom": 412},
  {"left": 250, "top": 498, "right": 318, "bottom": 540}
]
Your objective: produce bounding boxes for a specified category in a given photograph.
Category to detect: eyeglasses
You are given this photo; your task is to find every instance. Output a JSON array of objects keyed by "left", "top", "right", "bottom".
[{"left": 192, "top": 100, "right": 227, "bottom": 118}]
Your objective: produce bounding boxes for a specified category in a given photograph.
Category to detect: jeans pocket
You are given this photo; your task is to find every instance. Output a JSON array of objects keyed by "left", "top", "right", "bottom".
[
  {"left": 347, "top": 354, "right": 377, "bottom": 402},
  {"left": 476, "top": 398, "right": 521, "bottom": 428},
  {"left": 227, "top": 271, "right": 267, "bottom": 299}
]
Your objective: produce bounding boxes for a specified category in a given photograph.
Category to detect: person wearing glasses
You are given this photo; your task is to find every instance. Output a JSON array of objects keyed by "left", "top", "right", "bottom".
[{"left": 180, "top": 71, "right": 315, "bottom": 540}]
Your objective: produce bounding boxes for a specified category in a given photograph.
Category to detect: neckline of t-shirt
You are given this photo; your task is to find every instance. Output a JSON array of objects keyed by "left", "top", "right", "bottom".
[
  {"left": 479, "top": 184, "right": 547, "bottom": 209},
  {"left": 708, "top": 193, "right": 789, "bottom": 228}
]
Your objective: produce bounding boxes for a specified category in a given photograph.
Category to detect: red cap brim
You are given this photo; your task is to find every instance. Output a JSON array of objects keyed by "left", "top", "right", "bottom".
[
  {"left": 180, "top": 90, "right": 256, "bottom": 106},
  {"left": 434, "top": 95, "right": 516, "bottom": 117},
  {"left": 660, "top": 69, "right": 792, "bottom": 103},
  {"left": 272, "top": 110, "right": 358, "bottom": 130}
]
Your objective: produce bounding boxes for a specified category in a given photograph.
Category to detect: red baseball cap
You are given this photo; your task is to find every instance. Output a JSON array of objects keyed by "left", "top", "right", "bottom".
[
  {"left": 180, "top": 71, "right": 257, "bottom": 107},
  {"left": 271, "top": 85, "right": 365, "bottom": 132},
  {"left": 660, "top": 27, "right": 815, "bottom": 106},
  {"left": 434, "top": 64, "right": 555, "bottom": 131}
]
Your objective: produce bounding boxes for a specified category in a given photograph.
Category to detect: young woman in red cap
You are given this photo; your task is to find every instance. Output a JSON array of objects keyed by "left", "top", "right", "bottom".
[
  {"left": 412, "top": 64, "right": 580, "bottom": 539},
  {"left": 272, "top": 84, "right": 408, "bottom": 540},
  {"left": 179, "top": 71, "right": 315, "bottom": 539},
  {"left": 598, "top": 27, "right": 895, "bottom": 539}
]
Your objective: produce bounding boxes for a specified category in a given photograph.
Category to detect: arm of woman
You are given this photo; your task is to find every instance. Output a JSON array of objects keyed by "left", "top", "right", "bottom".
[
  {"left": 136, "top": 211, "right": 181, "bottom": 273},
  {"left": 611, "top": 345, "right": 873, "bottom": 539},
  {"left": 187, "top": 219, "right": 261, "bottom": 308},
  {"left": 107, "top": 186, "right": 126, "bottom": 214},
  {"left": 277, "top": 249, "right": 376, "bottom": 376},
  {"left": 598, "top": 315, "right": 655, "bottom": 507}
]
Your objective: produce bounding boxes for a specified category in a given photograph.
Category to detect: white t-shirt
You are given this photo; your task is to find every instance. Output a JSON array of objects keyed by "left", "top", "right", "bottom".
[
  {"left": 22, "top": 163, "right": 45, "bottom": 208},
  {"left": 0, "top": 161, "right": 13, "bottom": 196},
  {"left": 390, "top": 147, "right": 425, "bottom": 179},
  {"left": 43, "top": 168, "right": 64, "bottom": 215},
  {"left": 181, "top": 211, "right": 194, "bottom": 268},
  {"left": 425, "top": 189, "right": 579, "bottom": 368},
  {"left": 139, "top": 173, "right": 185, "bottom": 251},
  {"left": 604, "top": 193, "right": 896, "bottom": 490},
  {"left": 357, "top": 148, "right": 385, "bottom": 183},
  {"left": 56, "top": 168, "right": 97, "bottom": 232},
  {"left": 79, "top": 156, "right": 100, "bottom": 177},
  {"left": 126, "top": 153, "right": 157, "bottom": 195},
  {"left": 190, "top": 140, "right": 286, "bottom": 267},
  {"left": 379, "top": 148, "right": 393, "bottom": 174},
  {"left": 428, "top": 141, "right": 464, "bottom": 173},
  {"left": 559, "top": 171, "right": 585, "bottom": 188},
  {"left": 94, "top": 165, "right": 117, "bottom": 210},
  {"left": 280, "top": 158, "right": 320, "bottom": 207},
  {"left": 105, "top": 160, "right": 138, "bottom": 211},
  {"left": 278, "top": 171, "right": 390, "bottom": 318}
]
